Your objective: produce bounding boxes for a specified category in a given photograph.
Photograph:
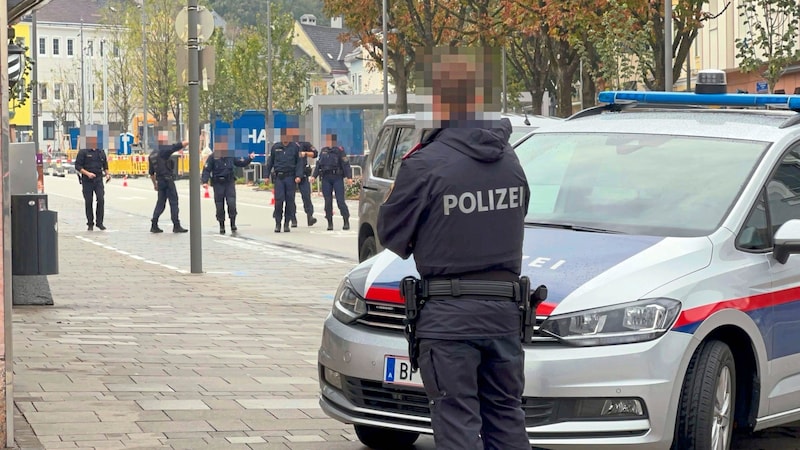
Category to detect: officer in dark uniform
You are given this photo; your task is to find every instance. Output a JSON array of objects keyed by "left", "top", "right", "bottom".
[
  {"left": 290, "top": 141, "right": 318, "bottom": 227},
  {"left": 265, "top": 128, "right": 304, "bottom": 233},
  {"left": 201, "top": 150, "right": 255, "bottom": 234},
  {"left": 310, "top": 134, "right": 352, "bottom": 231},
  {"left": 149, "top": 138, "right": 189, "bottom": 233},
  {"left": 75, "top": 147, "right": 110, "bottom": 231},
  {"left": 377, "top": 47, "right": 531, "bottom": 450}
]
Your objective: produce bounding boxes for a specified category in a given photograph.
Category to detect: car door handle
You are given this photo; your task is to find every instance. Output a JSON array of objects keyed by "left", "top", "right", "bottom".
[{"left": 363, "top": 185, "right": 379, "bottom": 191}]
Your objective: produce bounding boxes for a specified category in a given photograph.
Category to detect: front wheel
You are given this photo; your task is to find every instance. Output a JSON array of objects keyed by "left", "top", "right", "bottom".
[
  {"left": 354, "top": 425, "right": 419, "bottom": 449},
  {"left": 673, "top": 340, "right": 736, "bottom": 450},
  {"left": 359, "top": 235, "right": 377, "bottom": 262}
]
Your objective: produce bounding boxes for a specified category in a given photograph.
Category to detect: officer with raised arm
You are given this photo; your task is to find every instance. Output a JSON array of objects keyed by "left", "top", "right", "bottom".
[
  {"left": 377, "top": 47, "right": 531, "bottom": 450},
  {"left": 265, "top": 127, "right": 304, "bottom": 233},
  {"left": 148, "top": 134, "right": 189, "bottom": 233},
  {"left": 291, "top": 141, "right": 318, "bottom": 227}
]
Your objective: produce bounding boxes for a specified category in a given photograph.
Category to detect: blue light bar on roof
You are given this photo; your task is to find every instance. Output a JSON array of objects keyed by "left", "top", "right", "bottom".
[{"left": 598, "top": 91, "right": 800, "bottom": 110}]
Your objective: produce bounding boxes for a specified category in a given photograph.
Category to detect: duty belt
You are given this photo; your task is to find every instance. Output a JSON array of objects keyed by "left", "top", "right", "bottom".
[{"left": 421, "top": 279, "right": 522, "bottom": 300}]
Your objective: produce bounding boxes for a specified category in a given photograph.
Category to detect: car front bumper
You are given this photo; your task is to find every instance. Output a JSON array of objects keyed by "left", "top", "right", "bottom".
[{"left": 318, "top": 313, "right": 693, "bottom": 450}]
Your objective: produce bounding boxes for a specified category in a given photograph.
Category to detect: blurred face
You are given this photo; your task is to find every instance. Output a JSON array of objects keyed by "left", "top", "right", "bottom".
[{"left": 281, "top": 128, "right": 299, "bottom": 145}]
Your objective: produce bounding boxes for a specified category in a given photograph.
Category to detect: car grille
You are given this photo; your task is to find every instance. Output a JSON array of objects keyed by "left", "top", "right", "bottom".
[
  {"left": 356, "top": 301, "right": 406, "bottom": 330},
  {"left": 356, "top": 302, "right": 554, "bottom": 342},
  {"left": 341, "top": 377, "right": 557, "bottom": 427}
]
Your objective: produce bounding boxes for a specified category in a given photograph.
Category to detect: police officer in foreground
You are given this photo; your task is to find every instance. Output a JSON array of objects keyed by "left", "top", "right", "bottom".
[
  {"left": 265, "top": 128, "right": 304, "bottom": 233},
  {"left": 377, "top": 47, "right": 531, "bottom": 450},
  {"left": 310, "top": 134, "right": 352, "bottom": 231},
  {"left": 148, "top": 136, "right": 189, "bottom": 233},
  {"left": 290, "top": 141, "right": 318, "bottom": 228},
  {"left": 201, "top": 149, "right": 255, "bottom": 234},
  {"left": 75, "top": 147, "right": 110, "bottom": 231}
]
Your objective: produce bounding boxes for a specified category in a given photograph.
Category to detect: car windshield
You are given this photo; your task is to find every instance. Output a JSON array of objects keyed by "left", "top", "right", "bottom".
[{"left": 515, "top": 132, "right": 770, "bottom": 237}]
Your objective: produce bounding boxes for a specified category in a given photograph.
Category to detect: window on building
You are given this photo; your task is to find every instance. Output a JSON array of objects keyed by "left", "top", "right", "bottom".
[
  {"left": 38, "top": 37, "right": 46, "bottom": 55},
  {"left": 43, "top": 121, "right": 55, "bottom": 140},
  {"left": 54, "top": 83, "right": 61, "bottom": 100},
  {"left": 64, "top": 121, "right": 75, "bottom": 133},
  {"left": 52, "top": 38, "right": 60, "bottom": 56},
  {"left": 68, "top": 83, "right": 76, "bottom": 100},
  {"left": 113, "top": 43, "right": 119, "bottom": 57},
  {"left": 100, "top": 40, "right": 104, "bottom": 57},
  {"left": 39, "top": 83, "right": 48, "bottom": 100},
  {"left": 87, "top": 41, "right": 94, "bottom": 57},
  {"left": 67, "top": 39, "right": 74, "bottom": 56}
]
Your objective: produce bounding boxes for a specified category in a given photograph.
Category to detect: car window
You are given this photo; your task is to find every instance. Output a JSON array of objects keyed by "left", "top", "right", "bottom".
[
  {"left": 389, "top": 127, "right": 417, "bottom": 179},
  {"left": 371, "top": 127, "right": 394, "bottom": 179},
  {"left": 515, "top": 132, "right": 769, "bottom": 237},
  {"left": 737, "top": 188, "right": 769, "bottom": 251},
  {"left": 766, "top": 146, "right": 800, "bottom": 238}
]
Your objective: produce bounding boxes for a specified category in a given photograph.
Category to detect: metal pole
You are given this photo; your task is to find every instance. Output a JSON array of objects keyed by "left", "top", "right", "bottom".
[
  {"left": 32, "top": 12, "right": 40, "bottom": 153},
  {"left": 142, "top": 1, "right": 148, "bottom": 152},
  {"left": 382, "top": 0, "right": 388, "bottom": 118},
  {"left": 267, "top": 1, "right": 273, "bottom": 150},
  {"left": 664, "top": 0, "right": 673, "bottom": 92},
  {"left": 502, "top": 46, "right": 507, "bottom": 113},
  {"left": 579, "top": 59, "right": 584, "bottom": 109},
  {"left": 103, "top": 40, "right": 108, "bottom": 123},
  {"left": 80, "top": 21, "right": 85, "bottom": 127},
  {"left": 686, "top": 51, "right": 691, "bottom": 92},
  {"left": 188, "top": 0, "right": 202, "bottom": 273}
]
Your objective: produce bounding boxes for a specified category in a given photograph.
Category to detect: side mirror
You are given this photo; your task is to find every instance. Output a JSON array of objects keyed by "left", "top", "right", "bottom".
[{"left": 773, "top": 219, "right": 800, "bottom": 264}]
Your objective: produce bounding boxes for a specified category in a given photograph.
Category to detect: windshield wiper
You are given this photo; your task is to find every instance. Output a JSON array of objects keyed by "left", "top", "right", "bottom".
[{"left": 525, "top": 221, "right": 623, "bottom": 234}]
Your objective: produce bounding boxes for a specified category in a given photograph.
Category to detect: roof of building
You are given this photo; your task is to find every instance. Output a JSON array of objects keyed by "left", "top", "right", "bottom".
[
  {"left": 35, "top": 0, "right": 111, "bottom": 25},
  {"left": 299, "top": 23, "right": 358, "bottom": 73}
]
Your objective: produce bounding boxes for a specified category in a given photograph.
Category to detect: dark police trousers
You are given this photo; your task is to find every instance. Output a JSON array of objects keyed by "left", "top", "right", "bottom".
[
  {"left": 321, "top": 176, "right": 349, "bottom": 219},
  {"left": 273, "top": 173, "right": 297, "bottom": 223},
  {"left": 81, "top": 175, "right": 105, "bottom": 226},
  {"left": 418, "top": 335, "right": 529, "bottom": 450},
  {"left": 295, "top": 176, "right": 314, "bottom": 218},
  {"left": 152, "top": 177, "right": 180, "bottom": 224},
  {"left": 213, "top": 178, "right": 237, "bottom": 222}
]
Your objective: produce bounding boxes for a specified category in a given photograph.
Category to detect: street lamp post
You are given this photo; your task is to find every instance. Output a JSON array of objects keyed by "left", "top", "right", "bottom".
[
  {"left": 142, "top": 1, "right": 148, "bottom": 151},
  {"left": 382, "top": 0, "right": 388, "bottom": 118},
  {"left": 266, "top": 0, "right": 273, "bottom": 153},
  {"left": 664, "top": 0, "right": 673, "bottom": 92},
  {"left": 188, "top": 0, "right": 202, "bottom": 273}
]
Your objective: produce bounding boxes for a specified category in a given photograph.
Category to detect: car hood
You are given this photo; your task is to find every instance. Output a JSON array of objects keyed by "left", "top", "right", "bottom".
[{"left": 354, "top": 227, "right": 713, "bottom": 316}]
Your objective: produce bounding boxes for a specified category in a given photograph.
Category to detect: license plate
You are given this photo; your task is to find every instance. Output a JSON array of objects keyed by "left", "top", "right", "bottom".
[{"left": 383, "top": 355, "right": 424, "bottom": 388}]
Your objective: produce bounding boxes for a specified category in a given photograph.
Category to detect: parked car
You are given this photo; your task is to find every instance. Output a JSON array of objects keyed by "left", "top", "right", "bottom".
[
  {"left": 319, "top": 71, "right": 800, "bottom": 449},
  {"left": 357, "top": 113, "right": 560, "bottom": 262}
]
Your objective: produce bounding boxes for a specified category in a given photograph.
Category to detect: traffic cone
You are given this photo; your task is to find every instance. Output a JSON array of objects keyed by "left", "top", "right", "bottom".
[
  {"left": 123, "top": 175, "right": 128, "bottom": 187},
  {"left": 204, "top": 185, "right": 210, "bottom": 198},
  {"left": 270, "top": 188, "right": 275, "bottom": 205}
]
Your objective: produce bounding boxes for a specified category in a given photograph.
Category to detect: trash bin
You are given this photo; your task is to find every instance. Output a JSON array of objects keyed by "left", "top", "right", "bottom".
[{"left": 11, "top": 194, "right": 58, "bottom": 276}]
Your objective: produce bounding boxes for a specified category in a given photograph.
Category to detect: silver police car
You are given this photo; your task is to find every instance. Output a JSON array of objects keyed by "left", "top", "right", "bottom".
[{"left": 318, "top": 71, "right": 800, "bottom": 449}]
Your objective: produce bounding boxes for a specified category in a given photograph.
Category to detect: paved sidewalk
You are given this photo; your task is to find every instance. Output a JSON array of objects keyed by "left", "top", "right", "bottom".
[{"left": 10, "top": 193, "right": 370, "bottom": 449}]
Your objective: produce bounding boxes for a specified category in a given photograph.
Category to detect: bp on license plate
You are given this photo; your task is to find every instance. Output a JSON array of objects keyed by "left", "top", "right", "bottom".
[{"left": 384, "top": 355, "right": 424, "bottom": 388}]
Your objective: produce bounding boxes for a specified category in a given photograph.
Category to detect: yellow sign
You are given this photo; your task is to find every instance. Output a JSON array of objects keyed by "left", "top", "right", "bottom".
[{"left": 9, "top": 23, "right": 32, "bottom": 127}]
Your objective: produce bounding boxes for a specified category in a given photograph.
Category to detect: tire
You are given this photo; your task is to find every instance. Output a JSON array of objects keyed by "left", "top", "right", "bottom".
[
  {"left": 354, "top": 425, "right": 419, "bottom": 449},
  {"left": 674, "top": 340, "right": 736, "bottom": 450},
  {"left": 359, "top": 235, "right": 377, "bottom": 262}
]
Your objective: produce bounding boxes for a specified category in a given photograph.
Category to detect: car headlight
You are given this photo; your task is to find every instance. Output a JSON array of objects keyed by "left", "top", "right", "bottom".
[
  {"left": 539, "top": 298, "right": 681, "bottom": 346},
  {"left": 331, "top": 278, "right": 367, "bottom": 324}
]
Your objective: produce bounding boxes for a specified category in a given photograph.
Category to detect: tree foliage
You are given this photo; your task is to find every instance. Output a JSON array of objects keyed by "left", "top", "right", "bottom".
[{"left": 735, "top": 0, "right": 800, "bottom": 93}]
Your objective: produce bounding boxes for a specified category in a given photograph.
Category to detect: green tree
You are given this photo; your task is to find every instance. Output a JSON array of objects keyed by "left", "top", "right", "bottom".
[{"left": 735, "top": 0, "right": 800, "bottom": 93}]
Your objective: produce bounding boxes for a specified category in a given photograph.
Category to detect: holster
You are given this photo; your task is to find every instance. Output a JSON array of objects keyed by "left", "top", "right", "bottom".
[
  {"left": 520, "top": 276, "right": 548, "bottom": 343},
  {"left": 400, "top": 276, "right": 423, "bottom": 373}
]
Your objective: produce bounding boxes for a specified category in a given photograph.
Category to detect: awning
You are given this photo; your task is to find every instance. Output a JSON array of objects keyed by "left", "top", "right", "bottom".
[{"left": 8, "top": 0, "right": 53, "bottom": 23}]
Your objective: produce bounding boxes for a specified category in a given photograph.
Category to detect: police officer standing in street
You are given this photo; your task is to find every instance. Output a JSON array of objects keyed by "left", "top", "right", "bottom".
[
  {"left": 265, "top": 128, "right": 304, "bottom": 233},
  {"left": 310, "top": 134, "right": 352, "bottom": 231},
  {"left": 377, "top": 47, "right": 531, "bottom": 450},
  {"left": 201, "top": 150, "right": 255, "bottom": 234},
  {"left": 290, "top": 141, "right": 318, "bottom": 228},
  {"left": 75, "top": 147, "right": 110, "bottom": 231},
  {"left": 149, "top": 136, "right": 189, "bottom": 233}
]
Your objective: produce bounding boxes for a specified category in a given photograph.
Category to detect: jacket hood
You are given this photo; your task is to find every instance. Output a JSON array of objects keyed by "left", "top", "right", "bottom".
[{"left": 435, "top": 118, "right": 512, "bottom": 163}]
